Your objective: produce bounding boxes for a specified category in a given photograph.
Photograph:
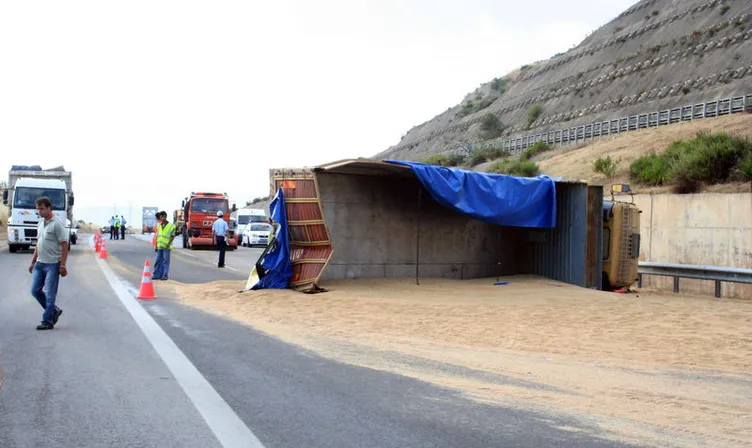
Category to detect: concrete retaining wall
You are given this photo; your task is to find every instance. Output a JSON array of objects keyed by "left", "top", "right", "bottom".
[{"left": 616, "top": 192, "right": 751, "bottom": 298}]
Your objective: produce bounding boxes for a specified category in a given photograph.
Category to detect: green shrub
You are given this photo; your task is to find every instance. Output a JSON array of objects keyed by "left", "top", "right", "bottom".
[
  {"left": 592, "top": 156, "right": 618, "bottom": 177},
  {"left": 739, "top": 151, "right": 752, "bottom": 180},
  {"left": 491, "top": 77, "right": 509, "bottom": 93},
  {"left": 476, "top": 98, "right": 494, "bottom": 111},
  {"left": 630, "top": 153, "right": 672, "bottom": 185},
  {"left": 480, "top": 113, "right": 505, "bottom": 139},
  {"left": 469, "top": 147, "right": 507, "bottom": 167},
  {"left": 424, "top": 154, "right": 466, "bottom": 167},
  {"left": 521, "top": 141, "right": 551, "bottom": 160},
  {"left": 629, "top": 132, "right": 752, "bottom": 189},
  {"left": 527, "top": 104, "right": 543, "bottom": 128},
  {"left": 487, "top": 159, "right": 540, "bottom": 177}
]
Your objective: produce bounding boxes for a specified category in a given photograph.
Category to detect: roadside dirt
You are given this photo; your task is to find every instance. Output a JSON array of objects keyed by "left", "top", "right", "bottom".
[
  {"left": 535, "top": 113, "right": 752, "bottom": 193},
  {"left": 175, "top": 276, "right": 752, "bottom": 448}
]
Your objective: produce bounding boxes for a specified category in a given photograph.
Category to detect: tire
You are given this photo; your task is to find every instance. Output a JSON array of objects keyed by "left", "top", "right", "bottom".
[
  {"left": 601, "top": 272, "right": 612, "bottom": 292},
  {"left": 8, "top": 244, "right": 18, "bottom": 253},
  {"left": 182, "top": 232, "right": 188, "bottom": 248}
]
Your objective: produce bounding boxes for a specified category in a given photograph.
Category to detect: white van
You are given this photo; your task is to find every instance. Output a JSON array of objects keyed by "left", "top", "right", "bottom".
[{"left": 234, "top": 208, "right": 267, "bottom": 246}]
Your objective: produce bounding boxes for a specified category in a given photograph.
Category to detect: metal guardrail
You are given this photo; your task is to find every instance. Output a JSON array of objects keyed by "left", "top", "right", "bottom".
[
  {"left": 637, "top": 262, "right": 752, "bottom": 298},
  {"left": 448, "top": 94, "right": 752, "bottom": 157}
]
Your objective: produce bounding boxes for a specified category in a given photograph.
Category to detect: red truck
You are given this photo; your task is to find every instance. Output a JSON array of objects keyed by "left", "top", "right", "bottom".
[{"left": 180, "top": 192, "right": 238, "bottom": 250}]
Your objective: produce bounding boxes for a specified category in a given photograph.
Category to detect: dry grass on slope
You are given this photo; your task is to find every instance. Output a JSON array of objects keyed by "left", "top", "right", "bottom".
[{"left": 535, "top": 113, "right": 752, "bottom": 193}]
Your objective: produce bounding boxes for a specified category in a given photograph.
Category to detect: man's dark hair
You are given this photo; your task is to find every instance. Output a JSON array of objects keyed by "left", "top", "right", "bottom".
[{"left": 35, "top": 197, "right": 52, "bottom": 208}]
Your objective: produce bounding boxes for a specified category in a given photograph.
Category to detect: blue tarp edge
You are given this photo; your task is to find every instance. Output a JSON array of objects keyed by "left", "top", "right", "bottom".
[
  {"left": 251, "top": 187, "right": 293, "bottom": 289},
  {"left": 384, "top": 160, "right": 557, "bottom": 228}
]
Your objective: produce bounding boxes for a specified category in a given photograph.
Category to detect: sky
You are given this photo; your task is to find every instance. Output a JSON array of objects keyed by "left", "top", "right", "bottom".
[{"left": 0, "top": 0, "right": 637, "bottom": 227}]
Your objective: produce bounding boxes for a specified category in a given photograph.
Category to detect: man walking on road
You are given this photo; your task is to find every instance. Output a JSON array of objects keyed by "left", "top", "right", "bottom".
[
  {"left": 120, "top": 215, "right": 127, "bottom": 240},
  {"left": 212, "top": 211, "right": 228, "bottom": 268},
  {"left": 153, "top": 211, "right": 176, "bottom": 281},
  {"left": 29, "top": 197, "right": 68, "bottom": 330}
]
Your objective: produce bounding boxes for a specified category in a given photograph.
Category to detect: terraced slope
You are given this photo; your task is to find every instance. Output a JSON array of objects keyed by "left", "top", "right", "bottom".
[{"left": 377, "top": 0, "right": 752, "bottom": 161}]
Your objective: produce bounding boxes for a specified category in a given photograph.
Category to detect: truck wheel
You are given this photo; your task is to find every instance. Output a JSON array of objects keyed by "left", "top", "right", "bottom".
[
  {"left": 8, "top": 245, "right": 18, "bottom": 253},
  {"left": 601, "top": 272, "right": 612, "bottom": 292}
]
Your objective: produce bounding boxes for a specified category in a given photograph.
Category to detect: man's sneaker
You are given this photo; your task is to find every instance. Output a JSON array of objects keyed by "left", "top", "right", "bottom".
[
  {"left": 161, "top": 277, "right": 168, "bottom": 281},
  {"left": 36, "top": 323, "right": 54, "bottom": 330},
  {"left": 53, "top": 309, "right": 63, "bottom": 325}
]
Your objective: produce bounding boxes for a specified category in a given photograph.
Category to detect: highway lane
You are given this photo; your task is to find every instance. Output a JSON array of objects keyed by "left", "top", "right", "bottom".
[
  {"left": 113, "top": 232, "right": 263, "bottom": 283},
  {"left": 0, "top": 241, "right": 222, "bottom": 447},
  {"left": 0, "top": 235, "right": 636, "bottom": 447}
]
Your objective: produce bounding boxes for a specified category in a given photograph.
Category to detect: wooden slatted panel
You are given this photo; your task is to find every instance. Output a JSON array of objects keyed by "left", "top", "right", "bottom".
[{"left": 271, "top": 169, "right": 333, "bottom": 293}]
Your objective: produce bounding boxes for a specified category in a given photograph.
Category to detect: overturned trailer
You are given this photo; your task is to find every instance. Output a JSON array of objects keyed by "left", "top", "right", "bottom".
[{"left": 259, "top": 159, "right": 604, "bottom": 293}]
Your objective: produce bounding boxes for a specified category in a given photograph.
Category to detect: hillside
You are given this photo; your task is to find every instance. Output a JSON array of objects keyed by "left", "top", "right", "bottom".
[{"left": 376, "top": 0, "right": 752, "bottom": 161}]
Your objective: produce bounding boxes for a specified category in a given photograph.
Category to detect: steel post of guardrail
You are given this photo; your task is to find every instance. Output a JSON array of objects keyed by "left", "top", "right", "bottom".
[{"left": 638, "top": 262, "right": 752, "bottom": 298}]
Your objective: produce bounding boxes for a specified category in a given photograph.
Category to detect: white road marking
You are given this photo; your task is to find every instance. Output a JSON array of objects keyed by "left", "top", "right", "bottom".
[{"left": 90, "top": 236, "right": 265, "bottom": 448}]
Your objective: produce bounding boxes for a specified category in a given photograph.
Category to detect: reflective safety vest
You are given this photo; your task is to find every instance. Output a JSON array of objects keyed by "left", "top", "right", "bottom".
[
  {"left": 115, "top": 218, "right": 121, "bottom": 228},
  {"left": 156, "top": 222, "right": 176, "bottom": 249}
]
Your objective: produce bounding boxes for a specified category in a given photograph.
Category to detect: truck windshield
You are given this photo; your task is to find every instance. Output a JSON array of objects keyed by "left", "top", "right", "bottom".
[
  {"left": 191, "top": 198, "right": 228, "bottom": 214},
  {"left": 13, "top": 187, "right": 66, "bottom": 210},
  {"left": 238, "top": 215, "right": 266, "bottom": 225},
  {"left": 250, "top": 223, "right": 272, "bottom": 231}
]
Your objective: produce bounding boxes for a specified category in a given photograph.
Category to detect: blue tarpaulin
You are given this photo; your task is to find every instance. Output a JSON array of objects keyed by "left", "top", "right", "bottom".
[
  {"left": 385, "top": 160, "right": 557, "bottom": 228},
  {"left": 251, "top": 188, "right": 293, "bottom": 290}
]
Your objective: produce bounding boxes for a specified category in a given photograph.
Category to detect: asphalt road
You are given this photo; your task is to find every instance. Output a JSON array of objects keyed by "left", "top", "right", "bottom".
[{"left": 0, "top": 235, "right": 636, "bottom": 447}]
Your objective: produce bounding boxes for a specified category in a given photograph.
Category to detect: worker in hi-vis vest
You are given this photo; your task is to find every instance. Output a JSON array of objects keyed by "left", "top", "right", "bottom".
[
  {"left": 114, "top": 216, "right": 121, "bottom": 240},
  {"left": 153, "top": 211, "right": 176, "bottom": 281}
]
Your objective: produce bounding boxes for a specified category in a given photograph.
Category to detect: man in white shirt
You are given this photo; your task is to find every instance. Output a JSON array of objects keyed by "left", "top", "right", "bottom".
[
  {"left": 211, "top": 211, "right": 229, "bottom": 268},
  {"left": 120, "top": 215, "right": 127, "bottom": 240},
  {"left": 29, "top": 196, "right": 69, "bottom": 330}
]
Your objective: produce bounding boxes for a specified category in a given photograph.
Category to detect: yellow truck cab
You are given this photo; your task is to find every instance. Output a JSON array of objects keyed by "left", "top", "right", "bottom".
[{"left": 602, "top": 184, "right": 641, "bottom": 291}]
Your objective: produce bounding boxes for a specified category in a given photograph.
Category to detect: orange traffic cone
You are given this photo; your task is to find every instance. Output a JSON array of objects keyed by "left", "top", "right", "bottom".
[
  {"left": 98, "top": 242, "right": 108, "bottom": 259},
  {"left": 137, "top": 260, "right": 157, "bottom": 300},
  {"left": 152, "top": 232, "right": 157, "bottom": 247}
]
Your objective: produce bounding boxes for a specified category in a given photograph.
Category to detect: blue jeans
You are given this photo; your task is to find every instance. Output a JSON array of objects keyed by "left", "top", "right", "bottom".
[
  {"left": 31, "top": 262, "right": 62, "bottom": 325},
  {"left": 154, "top": 248, "right": 171, "bottom": 279}
]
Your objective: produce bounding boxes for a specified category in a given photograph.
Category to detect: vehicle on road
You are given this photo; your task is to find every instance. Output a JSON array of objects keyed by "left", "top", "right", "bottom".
[
  {"left": 602, "top": 184, "right": 641, "bottom": 291},
  {"left": 3, "top": 165, "right": 74, "bottom": 253},
  {"left": 66, "top": 219, "right": 78, "bottom": 245},
  {"left": 180, "top": 192, "right": 238, "bottom": 250},
  {"left": 233, "top": 208, "right": 267, "bottom": 238},
  {"left": 142, "top": 206, "right": 158, "bottom": 234},
  {"left": 173, "top": 209, "right": 185, "bottom": 235},
  {"left": 242, "top": 222, "right": 273, "bottom": 247}
]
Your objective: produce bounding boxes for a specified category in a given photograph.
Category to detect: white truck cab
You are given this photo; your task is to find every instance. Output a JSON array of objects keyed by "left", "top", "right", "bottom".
[{"left": 4, "top": 174, "right": 73, "bottom": 253}]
